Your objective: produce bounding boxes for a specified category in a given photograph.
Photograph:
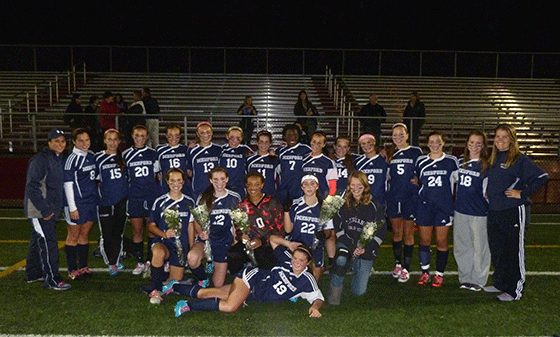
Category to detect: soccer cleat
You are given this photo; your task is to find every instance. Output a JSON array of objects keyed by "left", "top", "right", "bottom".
[
  {"left": 483, "top": 285, "right": 501, "bottom": 293},
  {"left": 47, "top": 282, "right": 71, "bottom": 291},
  {"left": 497, "top": 292, "right": 515, "bottom": 302},
  {"left": 132, "top": 263, "right": 145, "bottom": 275},
  {"left": 468, "top": 284, "right": 483, "bottom": 292},
  {"left": 205, "top": 262, "right": 214, "bottom": 274},
  {"left": 417, "top": 272, "right": 430, "bottom": 285},
  {"left": 391, "top": 264, "right": 403, "bottom": 279},
  {"left": 198, "top": 279, "right": 210, "bottom": 288},
  {"left": 459, "top": 283, "right": 471, "bottom": 290},
  {"left": 26, "top": 276, "right": 45, "bottom": 283},
  {"left": 68, "top": 269, "right": 82, "bottom": 280},
  {"left": 398, "top": 269, "right": 410, "bottom": 283},
  {"left": 117, "top": 262, "right": 124, "bottom": 270},
  {"left": 175, "top": 300, "right": 191, "bottom": 317},
  {"left": 149, "top": 289, "right": 163, "bottom": 305},
  {"left": 431, "top": 275, "right": 443, "bottom": 287},
  {"left": 79, "top": 267, "right": 91, "bottom": 277},
  {"left": 162, "top": 279, "right": 178, "bottom": 296},
  {"left": 143, "top": 261, "right": 151, "bottom": 279},
  {"left": 109, "top": 265, "right": 118, "bottom": 276}
]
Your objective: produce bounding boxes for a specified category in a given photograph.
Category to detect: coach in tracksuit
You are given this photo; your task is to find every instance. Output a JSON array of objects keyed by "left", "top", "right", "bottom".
[
  {"left": 485, "top": 124, "right": 548, "bottom": 301},
  {"left": 24, "top": 129, "right": 71, "bottom": 290}
]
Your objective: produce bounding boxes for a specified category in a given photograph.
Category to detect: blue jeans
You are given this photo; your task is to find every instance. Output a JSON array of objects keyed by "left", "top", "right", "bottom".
[{"left": 330, "top": 243, "right": 374, "bottom": 296}]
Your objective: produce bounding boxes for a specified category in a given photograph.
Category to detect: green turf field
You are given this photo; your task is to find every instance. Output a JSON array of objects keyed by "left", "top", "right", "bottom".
[{"left": 1, "top": 210, "right": 559, "bottom": 336}]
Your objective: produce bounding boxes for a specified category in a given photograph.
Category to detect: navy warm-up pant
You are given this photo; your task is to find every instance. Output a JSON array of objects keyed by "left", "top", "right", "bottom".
[
  {"left": 487, "top": 205, "right": 529, "bottom": 300},
  {"left": 26, "top": 218, "right": 62, "bottom": 288}
]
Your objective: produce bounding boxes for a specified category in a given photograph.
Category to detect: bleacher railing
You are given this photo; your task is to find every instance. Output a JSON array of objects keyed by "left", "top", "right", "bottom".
[{"left": 2, "top": 45, "right": 560, "bottom": 78}]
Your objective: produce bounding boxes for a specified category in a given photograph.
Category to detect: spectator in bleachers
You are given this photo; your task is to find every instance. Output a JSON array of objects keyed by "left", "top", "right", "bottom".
[
  {"left": 115, "top": 93, "right": 127, "bottom": 112},
  {"left": 358, "top": 94, "right": 386, "bottom": 145},
  {"left": 64, "top": 93, "right": 84, "bottom": 130},
  {"left": 84, "top": 95, "right": 102, "bottom": 152},
  {"left": 100, "top": 91, "right": 122, "bottom": 133},
  {"left": 402, "top": 92, "right": 425, "bottom": 147},
  {"left": 294, "top": 90, "right": 319, "bottom": 138},
  {"left": 142, "top": 87, "right": 161, "bottom": 148},
  {"left": 122, "top": 91, "right": 146, "bottom": 146},
  {"left": 236, "top": 96, "right": 258, "bottom": 145}
]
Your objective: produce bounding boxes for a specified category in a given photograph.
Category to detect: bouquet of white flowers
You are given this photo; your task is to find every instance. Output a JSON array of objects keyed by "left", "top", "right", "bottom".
[
  {"left": 190, "top": 204, "right": 212, "bottom": 262},
  {"left": 164, "top": 206, "right": 186, "bottom": 266},
  {"left": 358, "top": 221, "right": 380, "bottom": 249},
  {"left": 319, "top": 194, "right": 345, "bottom": 225},
  {"left": 229, "top": 206, "right": 256, "bottom": 265}
]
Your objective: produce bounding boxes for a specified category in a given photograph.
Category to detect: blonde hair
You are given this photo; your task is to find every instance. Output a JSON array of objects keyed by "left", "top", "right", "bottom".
[{"left": 344, "top": 171, "right": 371, "bottom": 208}]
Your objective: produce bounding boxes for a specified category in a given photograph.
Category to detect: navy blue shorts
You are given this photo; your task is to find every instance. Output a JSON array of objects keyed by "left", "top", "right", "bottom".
[
  {"left": 64, "top": 203, "right": 97, "bottom": 225},
  {"left": 127, "top": 197, "right": 154, "bottom": 218},
  {"left": 150, "top": 239, "right": 186, "bottom": 267},
  {"left": 211, "top": 242, "right": 231, "bottom": 263},
  {"left": 386, "top": 198, "right": 417, "bottom": 221},
  {"left": 416, "top": 201, "right": 453, "bottom": 227}
]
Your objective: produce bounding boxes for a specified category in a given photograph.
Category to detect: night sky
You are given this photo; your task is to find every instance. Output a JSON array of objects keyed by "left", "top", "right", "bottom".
[{"left": 2, "top": 1, "right": 559, "bottom": 52}]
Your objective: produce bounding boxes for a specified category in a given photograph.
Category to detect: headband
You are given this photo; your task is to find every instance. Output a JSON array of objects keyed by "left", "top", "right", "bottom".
[
  {"left": 227, "top": 126, "right": 244, "bottom": 134},
  {"left": 358, "top": 134, "right": 376, "bottom": 143},
  {"left": 197, "top": 121, "right": 212, "bottom": 129},
  {"left": 104, "top": 128, "right": 120, "bottom": 135},
  {"left": 301, "top": 174, "right": 319, "bottom": 184},
  {"left": 392, "top": 123, "right": 408, "bottom": 132}
]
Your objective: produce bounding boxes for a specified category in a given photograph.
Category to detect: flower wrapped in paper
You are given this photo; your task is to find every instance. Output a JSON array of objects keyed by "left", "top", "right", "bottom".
[
  {"left": 358, "top": 221, "right": 380, "bottom": 249},
  {"left": 189, "top": 204, "right": 212, "bottom": 262},
  {"left": 229, "top": 205, "right": 257, "bottom": 265},
  {"left": 319, "top": 194, "right": 345, "bottom": 225},
  {"left": 163, "top": 206, "right": 186, "bottom": 266}
]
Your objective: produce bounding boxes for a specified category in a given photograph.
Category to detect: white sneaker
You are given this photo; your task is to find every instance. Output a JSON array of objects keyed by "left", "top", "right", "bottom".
[
  {"left": 391, "top": 264, "right": 402, "bottom": 278},
  {"left": 398, "top": 268, "right": 410, "bottom": 283},
  {"left": 132, "top": 263, "right": 145, "bottom": 275},
  {"left": 149, "top": 289, "right": 162, "bottom": 305},
  {"left": 143, "top": 261, "right": 151, "bottom": 279}
]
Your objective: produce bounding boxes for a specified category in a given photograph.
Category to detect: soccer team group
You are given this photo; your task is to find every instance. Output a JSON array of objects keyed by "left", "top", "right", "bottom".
[{"left": 23, "top": 118, "right": 548, "bottom": 318}]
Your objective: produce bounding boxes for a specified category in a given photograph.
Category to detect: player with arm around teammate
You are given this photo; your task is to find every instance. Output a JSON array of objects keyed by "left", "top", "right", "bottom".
[
  {"left": 415, "top": 131, "right": 459, "bottom": 287},
  {"left": 95, "top": 129, "right": 129, "bottom": 276},
  {"left": 187, "top": 121, "right": 222, "bottom": 200},
  {"left": 328, "top": 171, "right": 387, "bottom": 305},
  {"left": 484, "top": 124, "right": 548, "bottom": 301},
  {"left": 246, "top": 130, "right": 279, "bottom": 197},
  {"left": 386, "top": 123, "right": 423, "bottom": 283},
  {"left": 171, "top": 243, "right": 323, "bottom": 318},
  {"left": 63, "top": 128, "right": 99, "bottom": 280},
  {"left": 220, "top": 126, "right": 253, "bottom": 199},
  {"left": 123, "top": 125, "right": 162, "bottom": 276},
  {"left": 354, "top": 134, "right": 388, "bottom": 207},
  {"left": 156, "top": 124, "right": 189, "bottom": 195}
]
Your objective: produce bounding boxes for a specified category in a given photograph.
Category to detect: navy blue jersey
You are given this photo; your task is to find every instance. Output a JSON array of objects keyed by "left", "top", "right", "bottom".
[
  {"left": 301, "top": 154, "right": 338, "bottom": 199},
  {"left": 355, "top": 154, "right": 389, "bottom": 206},
  {"left": 487, "top": 151, "right": 548, "bottom": 211},
  {"left": 334, "top": 154, "right": 358, "bottom": 195},
  {"left": 197, "top": 190, "right": 241, "bottom": 246},
  {"left": 288, "top": 197, "right": 322, "bottom": 248},
  {"left": 246, "top": 153, "right": 280, "bottom": 196},
  {"left": 416, "top": 153, "right": 459, "bottom": 215},
  {"left": 276, "top": 143, "right": 312, "bottom": 201},
  {"left": 387, "top": 146, "right": 422, "bottom": 202},
  {"left": 149, "top": 194, "right": 194, "bottom": 251},
  {"left": 122, "top": 146, "right": 161, "bottom": 200},
  {"left": 95, "top": 151, "right": 128, "bottom": 207},
  {"left": 63, "top": 148, "right": 99, "bottom": 206},
  {"left": 156, "top": 143, "right": 188, "bottom": 194},
  {"left": 455, "top": 158, "right": 489, "bottom": 216},
  {"left": 187, "top": 143, "right": 222, "bottom": 199},
  {"left": 220, "top": 144, "right": 252, "bottom": 198},
  {"left": 247, "top": 247, "right": 324, "bottom": 304}
]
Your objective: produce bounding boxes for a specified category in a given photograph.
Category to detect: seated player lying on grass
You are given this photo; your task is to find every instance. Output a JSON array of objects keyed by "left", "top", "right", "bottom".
[
  {"left": 164, "top": 243, "right": 324, "bottom": 318},
  {"left": 143, "top": 168, "right": 200, "bottom": 304}
]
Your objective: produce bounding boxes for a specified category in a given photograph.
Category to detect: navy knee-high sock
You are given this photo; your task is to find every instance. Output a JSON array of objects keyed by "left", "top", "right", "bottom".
[
  {"left": 435, "top": 250, "right": 449, "bottom": 275},
  {"left": 392, "top": 240, "right": 403, "bottom": 265},
  {"left": 151, "top": 265, "right": 165, "bottom": 291},
  {"left": 134, "top": 242, "right": 144, "bottom": 263},
  {"left": 77, "top": 243, "right": 89, "bottom": 269},
  {"left": 174, "top": 284, "right": 202, "bottom": 298},
  {"left": 403, "top": 244, "right": 414, "bottom": 270},
  {"left": 189, "top": 298, "right": 220, "bottom": 312},
  {"left": 65, "top": 245, "right": 78, "bottom": 272},
  {"left": 191, "top": 265, "right": 207, "bottom": 281},
  {"left": 418, "top": 245, "right": 431, "bottom": 274}
]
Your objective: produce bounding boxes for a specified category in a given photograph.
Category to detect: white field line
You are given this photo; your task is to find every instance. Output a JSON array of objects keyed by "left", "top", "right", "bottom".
[{"left": 1, "top": 266, "right": 560, "bottom": 276}]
